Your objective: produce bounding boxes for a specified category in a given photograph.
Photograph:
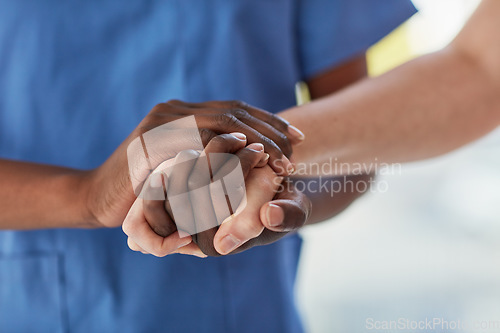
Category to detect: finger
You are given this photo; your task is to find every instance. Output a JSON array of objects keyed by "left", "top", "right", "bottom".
[
  {"left": 168, "top": 100, "right": 302, "bottom": 144},
  {"left": 235, "top": 103, "right": 304, "bottom": 146},
  {"left": 152, "top": 104, "right": 294, "bottom": 175},
  {"left": 186, "top": 135, "right": 254, "bottom": 243},
  {"left": 130, "top": 108, "right": 209, "bottom": 194},
  {"left": 186, "top": 158, "right": 219, "bottom": 237},
  {"left": 221, "top": 178, "right": 311, "bottom": 254},
  {"left": 185, "top": 133, "right": 250, "bottom": 238},
  {"left": 213, "top": 166, "right": 282, "bottom": 255},
  {"left": 212, "top": 142, "right": 266, "bottom": 182},
  {"left": 165, "top": 150, "right": 199, "bottom": 237},
  {"left": 187, "top": 139, "right": 267, "bottom": 256},
  {"left": 148, "top": 103, "right": 218, "bottom": 148},
  {"left": 142, "top": 171, "right": 178, "bottom": 237},
  {"left": 194, "top": 114, "right": 294, "bottom": 176},
  {"left": 171, "top": 242, "right": 208, "bottom": 258},
  {"left": 197, "top": 128, "right": 218, "bottom": 147},
  {"left": 199, "top": 133, "right": 248, "bottom": 177},
  {"left": 260, "top": 179, "right": 312, "bottom": 232},
  {"left": 127, "top": 237, "right": 148, "bottom": 254},
  {"left": 184, "top": 107, "right": 293, "bottom": 157},
  {"left": 256, "top": 150, "right": 271, "bottom": 168},
  {"left": 122, "top": 198, "right": 192, "bottom": 257},
  {"left": 209, "top": 143, "right": 267, "bottom": 225}
]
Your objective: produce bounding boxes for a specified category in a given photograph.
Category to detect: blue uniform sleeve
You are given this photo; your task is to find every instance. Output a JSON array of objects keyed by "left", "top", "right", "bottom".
[{"left": 297, "top": 0, "right": 417, "bottom": 78}]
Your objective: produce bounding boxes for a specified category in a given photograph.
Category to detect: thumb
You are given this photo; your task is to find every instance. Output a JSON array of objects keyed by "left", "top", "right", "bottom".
[{"left": 260, "top": 180, "right": 311, "bottom": 232}]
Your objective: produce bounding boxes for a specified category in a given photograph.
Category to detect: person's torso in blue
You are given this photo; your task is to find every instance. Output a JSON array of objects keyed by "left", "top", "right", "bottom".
[{"left": 0, "top": 1, "right": 415, "bottom": 332}]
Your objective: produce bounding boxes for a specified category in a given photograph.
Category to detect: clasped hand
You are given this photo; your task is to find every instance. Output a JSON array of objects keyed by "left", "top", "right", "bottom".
[{"left": 115, "top": 100, "right": 311, "bottom": 257}]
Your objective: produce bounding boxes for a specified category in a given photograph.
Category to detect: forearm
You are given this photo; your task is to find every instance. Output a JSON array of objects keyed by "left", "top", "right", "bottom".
[
  {"left": 282, "top": 55, "right": 372, "bottom": 223},
  {"left": 0, "top": 159, "right": 95, "bottom": 229},
  {"left": 281, "top": 47, "right": 500, "bottom": 175}
]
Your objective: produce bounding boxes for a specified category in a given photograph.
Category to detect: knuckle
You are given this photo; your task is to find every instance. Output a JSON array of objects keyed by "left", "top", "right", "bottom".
[
  {"left": 274, "top": 134, "right": 292, "bottom": 155},
  {"left": 178, "top": 149, "right": 199, "bottom": 159},
  {"left": 165, "top": 99, "right": 188, "bottom": 107},
  {"left": 229, "top": 108, "right": 248, "bottom": 119},
  {"left": 260, "top": 136, "right": 281, "bottom": 154},
  {"left": 229, "top": 100, "right": 246, "bottom": 109},
  {"left": 122, "top": 221, "right": 134, "bottom": 236},
  {"left": 238, "top": 151, "right": 258, "bottom": 170},
  {"left": 243, "top": 220, "right": 264, "bottom": 238},
  {"left": 216, "top": 113, "right": 240, "bottom": 128},
  {"left": 199, "top": 128, "right": 216, "bottom": 144},
  {"left": 229, "top": 217, "right": 262, "bottom": 240},
  {"left": 236, "top": 153, "right": 252, "bottom": 169},
  {"left": 269, "top": 114, "right": 287, "bottom": 128},
  {"left": 127, "top": 238, "right": 138, "bottom": 251},
  {"left": 151, "top": 249, "right": 168, "bottom": 258},
  {"left": 151, "top": 243, "right": 172, "bottom": 257},
  {"left": 150, "top": 103, "right": 167, "bottom": 114},
  {"left": 135, "top": 125, "right": 150, "bottom": 136},
  {"left": 210, "top": 134, "right": 229, "bottom": 147}
]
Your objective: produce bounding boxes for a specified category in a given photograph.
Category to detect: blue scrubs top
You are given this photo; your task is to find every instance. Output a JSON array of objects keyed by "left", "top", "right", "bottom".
[{"left": 0, "top": 1, "right": 415, "bottom": 332}]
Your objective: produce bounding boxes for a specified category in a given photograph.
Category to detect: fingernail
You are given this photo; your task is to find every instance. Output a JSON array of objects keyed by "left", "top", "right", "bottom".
[
  {"left": 246, "top": 143, "right": 264, "bottom": 152},
  {"left": 177, "top": 238, "right": 192, "bottom": 249},
  {"left": 150, "top": 172, "right": 163, "bottom": 188},
  {"left": 187, "top": 248, "right": 208, "bottom": 258},
  {"left": 230, "top": 132, "right": 246, "bottom": 141},
  {"left": 266, "top": 204, "right": 284, "bottom": 227},
  {"left": 218, "top": 234, "right": 241, "bottom": 254},
  {"left": 178, "top": 230, "right": 191, "bottom": 239},
  {"left": 261, "top": 153, "right": 270, "bottom": 163},
  {"left": 288, "top": 125, "right": 305, "bottom": 141}
]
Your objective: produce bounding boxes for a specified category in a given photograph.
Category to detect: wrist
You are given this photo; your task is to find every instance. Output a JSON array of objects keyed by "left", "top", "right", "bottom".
[{"left": 72, "top": 169, "right": 103, "bottom": 228}]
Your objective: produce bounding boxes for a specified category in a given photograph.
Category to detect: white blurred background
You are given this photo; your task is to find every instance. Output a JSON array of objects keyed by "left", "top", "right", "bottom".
[{"left": 297, "top": 1, "right": 500, "bottom": 332}]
